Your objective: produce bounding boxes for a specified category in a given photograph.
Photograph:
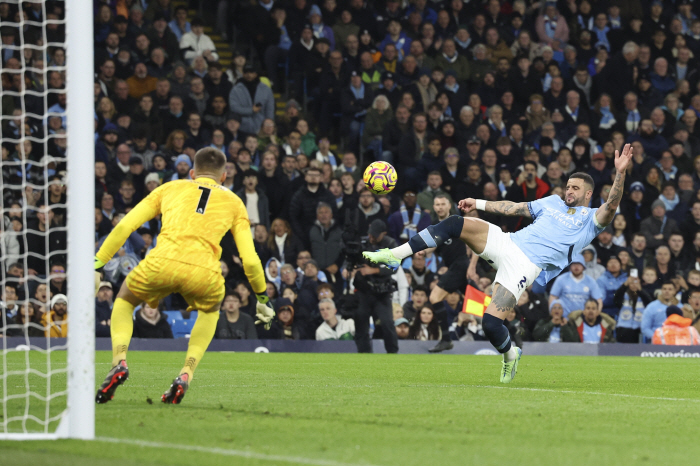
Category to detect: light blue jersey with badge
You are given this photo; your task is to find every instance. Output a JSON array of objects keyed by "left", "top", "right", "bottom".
[{"left": 511, "top": 195, "right": 605, "bottom": 285}]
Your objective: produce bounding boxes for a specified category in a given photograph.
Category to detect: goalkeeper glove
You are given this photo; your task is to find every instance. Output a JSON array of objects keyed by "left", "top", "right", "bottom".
[
  {"left": 94, "top": 256, "right": 106, "bottom": 272},
  {"left": 256, "top": 292, "right": 272, "bottom": 308},
  {"left": 255, "top": 301, "right": 275, "bottom": 330}
]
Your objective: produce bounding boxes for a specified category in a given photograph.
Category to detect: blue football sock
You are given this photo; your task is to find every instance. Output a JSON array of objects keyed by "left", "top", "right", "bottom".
[
  {"left": 408, "top": 215, "right": 464, "bottom": 252},
  {"left": 482, "top": 313, "right": 512, "bottom": 354}
]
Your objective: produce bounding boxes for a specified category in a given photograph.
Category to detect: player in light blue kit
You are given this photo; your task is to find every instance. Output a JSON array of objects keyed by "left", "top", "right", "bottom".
[{"left": 365, "top": 144, "right": 633, "bottom": 383}]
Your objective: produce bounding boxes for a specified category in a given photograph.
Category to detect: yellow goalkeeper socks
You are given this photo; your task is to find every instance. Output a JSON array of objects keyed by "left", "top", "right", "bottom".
[
  {"left": 180, "top": 310, "right": 219, "bottom": 381},
  {"left": 111, "top": 298, "right": 135, "bottom": 366}
]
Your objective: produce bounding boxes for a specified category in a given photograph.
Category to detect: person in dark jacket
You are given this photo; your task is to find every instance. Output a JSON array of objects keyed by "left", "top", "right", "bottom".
[
  {"left": 340, "top": 71, "right": 374, "bottom": 152},
  {"left": 267, "top": 218, "right": 305, "bottom": 265},
  {"left": 132, "top": 302, "right": 174, "bottom": 338},
  {"left": 258, "top": 298, "right": 307, "bottom": 340},
  {"left": 381, "top": 104, "right": 411, "bottom": 164},
  {"left": 235, "top": 169, "right": 270, "bottom": 229},
  {"left": 95, "top": 281, "right": 113, "bottom": 337},
  {"left": 309, "top": 203, "right": 344, "bottom": 279},
  {"left": 532, "top": 299, "right": 567, "bottom": 342},
  {"left": 288, "top": 167, "right": 337, "bottom": 249},
  {"left": 214, "top": 291, "right": 257, "bottom": 339}
]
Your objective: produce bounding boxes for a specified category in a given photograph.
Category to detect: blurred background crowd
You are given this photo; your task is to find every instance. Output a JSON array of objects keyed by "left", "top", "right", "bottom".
[{"left": 2, "top": 0, "right": 700, "bottom": 347}]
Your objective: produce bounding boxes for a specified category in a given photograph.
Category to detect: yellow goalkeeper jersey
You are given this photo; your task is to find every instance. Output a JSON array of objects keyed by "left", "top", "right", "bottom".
[{"left": 96, "top": 177, "right": 266, "bottom": 293}]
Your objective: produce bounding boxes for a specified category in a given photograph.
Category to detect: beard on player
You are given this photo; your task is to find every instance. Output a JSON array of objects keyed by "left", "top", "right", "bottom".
[{"left": 564, "top": 174, "right": 594, "bottom": 207}]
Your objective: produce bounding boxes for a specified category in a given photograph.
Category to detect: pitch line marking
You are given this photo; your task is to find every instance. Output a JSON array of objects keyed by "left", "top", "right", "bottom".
[
  {"left": 95, "top": 437, "right": 380, "bottom": 466},
  {"left": 474, "top": 385, "right": 700, "bottom": 403}
]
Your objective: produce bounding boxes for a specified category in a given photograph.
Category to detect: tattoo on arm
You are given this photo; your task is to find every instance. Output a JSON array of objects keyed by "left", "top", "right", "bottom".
[
  {"left": 600, "top": 172, "right": 625, "bottom": 223},
  {"left": 485, "top": 201, "right": 532, "bottom": 218},
  {"left": 491, "top": 285, "right": 517, "bottom": 313}
]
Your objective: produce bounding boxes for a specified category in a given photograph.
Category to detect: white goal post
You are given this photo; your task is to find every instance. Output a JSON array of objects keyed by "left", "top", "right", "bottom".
[{"left": 0, "top": 0, "right": 94, "bottom": 440}]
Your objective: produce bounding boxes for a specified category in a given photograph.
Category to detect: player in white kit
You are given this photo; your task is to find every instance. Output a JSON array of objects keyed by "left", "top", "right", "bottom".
[{"left": 365, "top": 145, "right": 633, "bottom": 382}]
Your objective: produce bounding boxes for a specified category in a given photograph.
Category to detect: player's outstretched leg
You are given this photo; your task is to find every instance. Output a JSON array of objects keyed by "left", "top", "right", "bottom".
[
  {"left": 482, "top": 285, "right": 522, "bottom": 383},
  {"left": 96, "top": 284, "right": 140, "bottom": 404},
  {"left": 162, "top": 309, "right": 219, "bottom": 404},
  {"left": 363, "top": 215, "right": 488, "bottom": 270}
]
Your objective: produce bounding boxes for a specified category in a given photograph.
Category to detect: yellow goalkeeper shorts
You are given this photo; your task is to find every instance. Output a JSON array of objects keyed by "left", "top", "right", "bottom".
[{"left": 125, "top": 256, "right": 225, "bottom": 312}]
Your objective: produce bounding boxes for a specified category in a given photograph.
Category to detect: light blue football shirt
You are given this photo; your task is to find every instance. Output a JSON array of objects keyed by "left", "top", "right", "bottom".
[{"left": 511, "top": 195, "right": 605, "bottom": 285}]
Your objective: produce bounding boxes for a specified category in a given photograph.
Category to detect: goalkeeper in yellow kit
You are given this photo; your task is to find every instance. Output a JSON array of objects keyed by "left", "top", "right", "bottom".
[{"left": 94, "top": 148, "right": 273, "bottom": 404}]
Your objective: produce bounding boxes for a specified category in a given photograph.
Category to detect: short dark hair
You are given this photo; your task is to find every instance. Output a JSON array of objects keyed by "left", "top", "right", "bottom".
[
  {"left": 523, "top": 160, "right": 538, "bottom": 171},
  {"left": 585, "top": 298, "right": 599, "bottom": 308},
  {"left": 569, "top": 172, "right": 595, "bottom": 192},
  {"left": 412, "top": 286, "right": 428, "bottom": 296},
  {"left": 194, "top": 147, "right": 226, "bottom": 173},
  {"left": 661, "top": 280, "right": 676, "bottom": 288},
  {"left": 224, "top": 290, "right": 241, "bottom": 302}
]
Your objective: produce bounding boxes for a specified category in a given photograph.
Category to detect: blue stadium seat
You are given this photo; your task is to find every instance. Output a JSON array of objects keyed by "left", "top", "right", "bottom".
[
  {"left": 163, "top": 311, "right": 183, "bottom": 320},
  {"left": 186, "top": 311, "right": 198, "bottom": 321},
  {"left": 170, "top": 319, "right": 193, "bottom": 338}
]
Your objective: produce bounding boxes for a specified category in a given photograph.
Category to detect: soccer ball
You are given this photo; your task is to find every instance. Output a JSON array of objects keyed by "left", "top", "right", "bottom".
[{"left": 363, "top": 161, "right": 397, "bottom": 195}]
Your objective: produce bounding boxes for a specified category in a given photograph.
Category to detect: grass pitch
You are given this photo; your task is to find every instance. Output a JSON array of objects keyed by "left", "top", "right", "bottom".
[{"left": 2, "top": 351, "right": 700, "bottom": 466}]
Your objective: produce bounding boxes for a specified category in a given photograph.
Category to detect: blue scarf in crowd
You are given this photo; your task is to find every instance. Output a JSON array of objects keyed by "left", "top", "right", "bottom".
[
  {"left": 400, "top": 203, "right": 423, "bottom": 239},
  {"left": 599, "top": 106, "right": 616, "bottom": 129}
]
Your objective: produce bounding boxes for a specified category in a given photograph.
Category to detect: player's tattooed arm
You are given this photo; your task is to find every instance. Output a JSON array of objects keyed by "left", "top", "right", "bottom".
[
  {"left": 485, "top": 201, "right": 532, "bottom": 218},
  {"left": 491, "top": 285, "right": 517, "bottom": 313},
  {"left": 597, "top": 171, "right": 625, "bottom": 226},
  {"left": 597, "top": 142, "right": 632, "bottom": 227}
]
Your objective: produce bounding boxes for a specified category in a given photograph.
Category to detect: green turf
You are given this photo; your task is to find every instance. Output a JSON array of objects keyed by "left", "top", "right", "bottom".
[{"left": 2, "top": 351, "right": 700, "bottom": 466}]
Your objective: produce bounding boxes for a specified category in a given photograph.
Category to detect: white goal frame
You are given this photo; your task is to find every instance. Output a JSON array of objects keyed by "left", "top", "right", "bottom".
[{"left": 0, "top": 0, "right": 95, "bottom": 440}]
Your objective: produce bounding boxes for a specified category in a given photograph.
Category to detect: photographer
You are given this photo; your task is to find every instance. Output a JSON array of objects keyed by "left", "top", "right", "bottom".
[{"left": 352, "top": 220, "right": 399, "bottom": 354}]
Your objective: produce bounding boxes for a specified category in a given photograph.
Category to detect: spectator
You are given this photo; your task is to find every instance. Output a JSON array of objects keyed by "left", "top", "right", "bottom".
[
  {"left": 126, "top": 62, "right": 158, "bottom": 99},
  {"left": 549, "top": 254, "right": 604, "bottom": 318},
  {"left": 613, "top": 273, "right": 654, "bottom": 343},
  {"left": 387, "top": 189, "right": 431, "bottom": 242},
  {"left": 535, "top": 3, "right": 569, "bottom": 47},
  {"left": 353, "top": 188, "right": 386, "bottom": 235},
  {"left": 215, "top": 291, "right": 257, "bottom": 339},
  {"left": 580, "top": 245, "right": 605, "bottom": 280},
  {"left": 402, "top": 285, "right": 428, "bottom": 322},
  {"left": 561, "top": 298, "right": 616, "bottom": 343},
  {"left": 179, "top": 17, "right": 218, "bottom": 65},
  {"left": 597, "top": 256, "right": 628, "bottom": 319},
  {"left": 168, "top": 5, "right": 191, "bottom": 42},
  {"left": 532, "top": 300, "right": 567, "bottom": 343},
  {"left": 95, "top": 281, "right": 113, "bottom": 337},
  {"left": 132, "top": 301, "right": 173, "bottom": 338},
  {"left": 289, "top": 167, "right": 336, "bottom": 249},
  {"left": 309, "top": 202, "right": 343, "bottom": 278},
  {"left": 236, "top": 170, "right": 270, "bottom": 229},
  {"left": 642, "top": 281, "right": 679, "bottom": 342},
  {"left": 228, "top": 64, "right": 275, "bottom": 135},
  {"left": 407, "top": 305, "right": 440, "bottom": 340},
  {"left": 395, "top": 317, "right": 410, "bottom": 339},
  {"left": 652, "top": 305, "right": 700, "bottom": 345},
  {"left": 267, "top": 218, "right": 305, "bottom": 266},
  {"left": 435, "top": 39, "right": 470, "bottom": 83},
  {"left": 416, "top": 172, "right": 454, "bottom": 219},
  {"left": 42, "top": 294, "right": 68, "bottom": 338},
  {"left": 270, "top": 297, "right": 306, "bottom": 340},
  {"left": 316, "top": 298, "right": 354, "bottom": 340},
  {"left": 25, "top": 204, "right": 66, "bottom": 277},
  {"left": 640, "top": 199, "right": 678, "bottom": 251},
  {"left": 341, "top": 71, "right": 374, "bottom": 152}
]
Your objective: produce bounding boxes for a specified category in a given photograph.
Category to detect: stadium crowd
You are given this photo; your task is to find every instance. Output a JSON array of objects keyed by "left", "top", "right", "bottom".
[{"left": 2, "top": 0, "right": 700, "bottom": 347}]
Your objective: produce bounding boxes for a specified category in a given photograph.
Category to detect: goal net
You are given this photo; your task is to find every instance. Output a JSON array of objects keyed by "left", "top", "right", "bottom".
[{"left": 1, "top": 0, "right": 94, "bottom": 439}]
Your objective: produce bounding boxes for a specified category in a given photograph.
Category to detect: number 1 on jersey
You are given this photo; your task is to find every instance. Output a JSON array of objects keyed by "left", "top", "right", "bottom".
[{"left": 196, "top": 186, "right": 211, "bottom": 214}]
